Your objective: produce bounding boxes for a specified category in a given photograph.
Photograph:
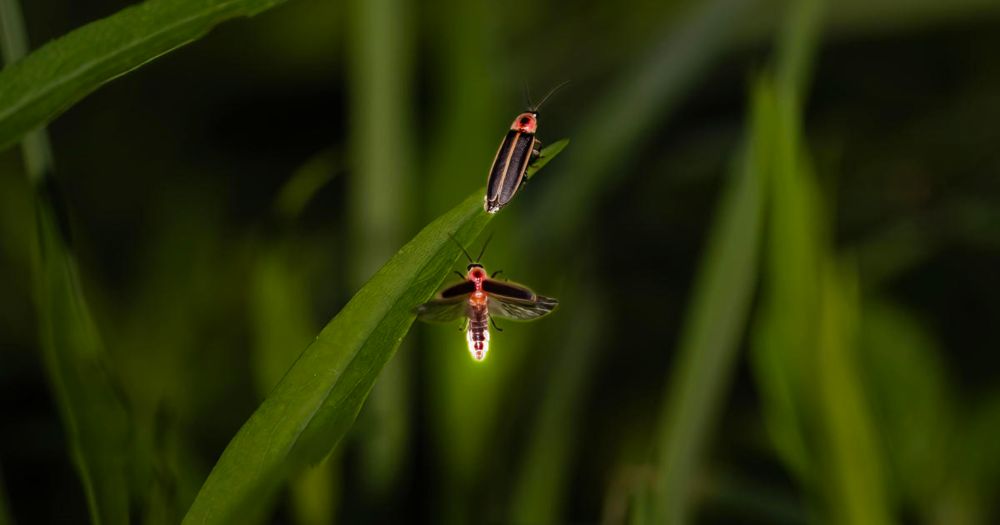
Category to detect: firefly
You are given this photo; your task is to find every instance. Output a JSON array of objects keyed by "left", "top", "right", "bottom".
[
  {"left": 416, "top": 234, "right": 558, "bottom": 361},
  {"left": 484, "top": 82, "right": 568, "bottom": 214}
]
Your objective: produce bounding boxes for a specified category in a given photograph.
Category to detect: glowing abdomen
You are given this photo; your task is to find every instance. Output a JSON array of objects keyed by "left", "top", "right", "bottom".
[{"left": 466, "top": 303, "right": 490, "bottom": 361}]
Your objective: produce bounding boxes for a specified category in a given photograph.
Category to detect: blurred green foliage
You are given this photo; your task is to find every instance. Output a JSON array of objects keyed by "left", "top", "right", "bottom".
[{"left": 2, "top": 0, "right": 1000, "bottom": 523}]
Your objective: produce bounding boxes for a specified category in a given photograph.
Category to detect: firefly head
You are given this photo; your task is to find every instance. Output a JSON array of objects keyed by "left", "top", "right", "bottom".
[
  {"left": 467, "top": 263, "right": 487, "bottom": 283},
  {"left": 511, "top": 112, "right": 538, "bottom": 134}
]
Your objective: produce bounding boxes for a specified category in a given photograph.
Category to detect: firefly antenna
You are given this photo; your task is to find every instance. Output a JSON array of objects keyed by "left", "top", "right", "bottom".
[
  {"left": 528, "top": 80, "right": 570, "bottom": 113},
  {"left": 475, "top": 232, "right": 495, "bottom": 263},
  {"left": 523, "top": 83, "right": 533, "bottom": 110},
  {"left": 446, "top": 232, "right": 475, "bottom": 264}
]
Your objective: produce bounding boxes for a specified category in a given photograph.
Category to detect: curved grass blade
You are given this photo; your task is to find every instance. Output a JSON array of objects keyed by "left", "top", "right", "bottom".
[
  {"left": 183, "top": 142, "right": 566, "bottom": 525},
  {"left": 0, "top": 0, "right": 290, "bottom": 152}
]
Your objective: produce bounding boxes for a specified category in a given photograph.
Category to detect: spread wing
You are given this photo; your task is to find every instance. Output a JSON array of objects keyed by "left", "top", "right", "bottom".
[
  {"left": 415, "top": 281, "right": 474, "bottom": 322},
  {"left": 439, "top": 280, "right": 475, "bottom": 298},
  {"left": 415, "top": 296, "right": 468, "bottom": 322},
  {"left": 483, "top": 279, "right": 558, "bottom": 321}
]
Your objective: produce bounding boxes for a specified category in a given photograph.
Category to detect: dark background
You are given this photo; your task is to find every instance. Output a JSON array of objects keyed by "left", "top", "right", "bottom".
[{"left": 1, "top": 0, "right": 999, "bottom": 523}]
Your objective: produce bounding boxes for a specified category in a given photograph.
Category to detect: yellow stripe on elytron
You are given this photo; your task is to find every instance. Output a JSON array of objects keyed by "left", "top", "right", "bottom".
[
  {"left": 494, "top": 131, "right": 521, "bottom": 199},
  {"left": 513, "top": 136, "right": 536, "bottom": 186}
]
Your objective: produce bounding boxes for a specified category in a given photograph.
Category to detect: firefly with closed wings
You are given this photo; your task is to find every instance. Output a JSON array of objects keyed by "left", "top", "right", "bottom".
[
  {"left": 416, "top": 235, "right": 558, "bottom": 361},
  {"left": 484, "top": 82, "right": 568, "bottom": 214}
]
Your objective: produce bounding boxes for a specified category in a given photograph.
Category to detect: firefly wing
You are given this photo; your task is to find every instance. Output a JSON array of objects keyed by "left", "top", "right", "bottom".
[
  {"left": 483, "top": 279, "right": 558, "bottom": 321},
  {"left": 415, "top": 296, "right": 469, "bottom": 323},
  {"left": 439, "top": 280, "right": 475, "bottom": 298},
  {"left": 415, "top": 281, "right": 475, "bottom": 323}
]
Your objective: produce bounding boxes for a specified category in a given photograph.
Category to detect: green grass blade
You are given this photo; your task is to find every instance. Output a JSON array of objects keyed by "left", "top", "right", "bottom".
[
  {"left": 2, "top": 2, "right": 132, "bottom": 523},
  {"left": 509, "top": 6, "right": 713, "bottom": 504},
  {"left": 650, "top": 137, "right": 763, "bottom": 523},
  {"left": 507, "top": 282, "right": 604, "bottom": 525},
  {"left": 0, "top": 0, "right": 290, "bottom": 152},
  {"left": 347, "top": 0, "right": 416, "bottom": 496},
  {"left": 33, "top": 199, "right": 133, "bottom": 525},
  {"left": 748, "top": 0, "right": 826, "bottom": 487},
  {"left": 250, "top": 244, "right": 338, "bottom": 525},
  {"left": 182, "top": 143, "right": 566, "bottom": 525},
  {"left": 746, "top": 0, "right": 894, "bottom": 515},
  {"left": 957, "top": 393, "right": 1000, "bottom": 520},
  {"left": 858, "top": 299, "right": 954, "bottom": 519},
  {"left": 815, "top": 262, "right": 892, "bottom": 525},
  {"left": 748, "top": 75, "right": 819, "bottom": 483}
]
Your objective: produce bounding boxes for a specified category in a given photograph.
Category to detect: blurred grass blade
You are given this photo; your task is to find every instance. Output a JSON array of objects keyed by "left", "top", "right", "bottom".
[
  {"left": 508, "top": 281, "right": 604, "bottom": 525},
  {"left": 2, "top": 2, "right": 132, "bottom": 523},
  {"left": 747, "top": 0, "right": 894, "bottom": 510},
  {"left": 250, "top": 243, "right": 339, "bottom": 524},
  {"left": 183, "top": 143, "right": 566, "bottom": 525},
  {"left": 748, "top": 75, "right": 818, "bottom": 483},
  {"left": 347, "top": 0, "right": 415, "bottom": 497},
  {"left": 33, "top": 199, "right": 133, "bottom": 525},
  {"left": 651, "top": 137, "right": 763, "bottom": 523},
  {"left": 749, "top": 0, "right": 826, "bottom": 485},
  {"left": 250, "top": 246, "right": 318, "bottom": 395},
  {"left": 0, "top": 0, "right": 291, "bottom": 152},
  {"left": 858, "top": 299, "right": 955, "bottom": 518},
  {"left": 815, "top": 262, "right": 892, "bottom": 525},
  {"left": 273, "top": 149, "right": 340, "bottom": 221},
  {"left": 251, "top": 153, "right": 343, "bottom": 524},
  {"left": 957, "top": 392, "right": 1000, "bottom": 519},
  {"left": 529, "top": 0, "right": 749, "bottom": 243},
  {"left": 288, "top": 461, "right": 339, "bottom": 525}
]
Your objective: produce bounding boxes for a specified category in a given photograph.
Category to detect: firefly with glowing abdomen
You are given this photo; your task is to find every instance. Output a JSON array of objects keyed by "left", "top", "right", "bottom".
[
  {"left": 484, "top": 82, "right": 568, "bottom": 214},
  {"left": 416, "top": 236, "right": 558, "bottom": 360}
]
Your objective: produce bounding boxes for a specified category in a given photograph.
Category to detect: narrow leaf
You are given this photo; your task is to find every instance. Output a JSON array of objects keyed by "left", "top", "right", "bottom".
[
  {"left": 858, "top": 299, "right": 954, "bottom": 515},
  {"left": 651, "top": 136, "right": 763, "bottom": 523},
  {"left": 183, "top": 143, "right": 566, "bottom": 524},
  {"left": 33, "top": 199, "right": 132, "bottom": 525},
  {"left": 815, "top": 262, "right": 892, "bottom": 525},
  {"left": 2, "top": 1, "right": 132, "bottom": 523},
  {"left": 0, "top": 0, "right": 290, "bottom": 152},
  {"left": 507, "top": 282, "right": 604, "bottom": 525}
]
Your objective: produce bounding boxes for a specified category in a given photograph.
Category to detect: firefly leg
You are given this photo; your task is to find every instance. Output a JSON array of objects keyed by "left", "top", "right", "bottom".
[
  {"left": 520, "top": 146, "right": 541, "bottom": 191},
  {"left": 491, "top": 269, "right": 505, "bottom": 279},
  {"left": 453, "top": 270, "right": 465, "bottom": 280},
  {"left": 490, "top": 317, "right": 504, "bottom": 332}
]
